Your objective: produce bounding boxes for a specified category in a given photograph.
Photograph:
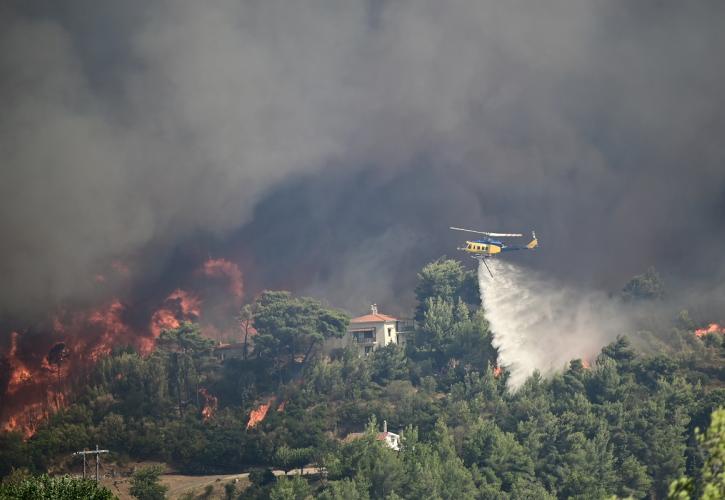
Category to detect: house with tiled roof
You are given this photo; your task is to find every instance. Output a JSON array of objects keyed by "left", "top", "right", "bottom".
[
  {"left": 347, "top": 304, "right": 409, "bottom": 356},
  {"left": 376, "top": 420, "right": 401, "bottom": 451},
  {"left": 343, "top": 420, "right": 401, "bottom": 451}
]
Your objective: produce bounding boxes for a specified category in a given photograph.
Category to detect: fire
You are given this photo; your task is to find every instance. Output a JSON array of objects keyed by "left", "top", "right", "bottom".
[
  {"left": 86, "top": 300, "right": 131, "bottom": 361},
  {"left": 150, "top": 289, "right": 202, "bottom": 338},
  {"left": 247, "top": 399, "right": 273, "bottom": 429},
  {"left": 198, "top": 388, "right": 218, "bottom": 422},
  {"left": 694, "top": 323, "right": 725, "bottom": 337},
  {"left": 3, "top": 402, "right": 46, "bottom": 438},
  {"left": 582, "top": 359, "right": 591, "bottom": 370},
  {"left": 2, "top": 255, "right": 246, "bottom": 436},
  {"left": 9, "top": 366, "right": 32, "bottom": 387},
  {"left": 2, "top": 301, "right": 142, "bottom": 436},
  {"left": 201, "top": 258, "right": 244, "bottom": 300},
  {"left": 277, "top": 400, "right": 286, "bottom": 412},
  {"left": 493, "top": 365, "right": 503, "bottom": 378},
  {"left": 6, "top": 332, "right": 34, "bottom": 395}
]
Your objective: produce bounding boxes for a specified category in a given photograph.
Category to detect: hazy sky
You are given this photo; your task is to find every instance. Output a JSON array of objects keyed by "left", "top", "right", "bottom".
[{"left": 2, "top": 1, "right": 724, "bottom": 320}]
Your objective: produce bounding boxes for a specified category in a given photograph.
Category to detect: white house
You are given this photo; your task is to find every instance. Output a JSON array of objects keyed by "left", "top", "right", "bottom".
[
  {"left": 344, "top": 420, "right": 401, "bottom": 452},
  {"left": 348, "top": 305, "right": 403, "bottom": 356},
  {"left": 377, "top": 420, "right": 401, "bottom": 451}
]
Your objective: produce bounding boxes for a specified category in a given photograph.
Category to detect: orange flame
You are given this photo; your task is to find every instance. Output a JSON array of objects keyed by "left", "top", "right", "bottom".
[
  {"left": 3, "top": 402, "right": 46, "bottom": 438},
  {"left": 2, "top": 300, "right": 142, "bottom": 436},
  {"left": 582, "top": 359, "right": 592, "bottom": 369},
  {"left": 201, "top": 258, "right": 244, "bottom": 300},
  {"left": 3, "top": 255, "right": 247, "bottom": 435},
  {"left": 198, "top": 388, "right": 218, "bottom": 422},
  {"left": 6, "top": 332, "right": 33, "bottom": 396},
  {"left": 247, "top": 399, "right": 273, "bottom": 429},
  {"left": 694, "top": 323, "right": 725, "bottom": 337},
  {"left": 493, "top": 365, "right": 503, "bottom": 378},
  {"left": 149, "top": 289, "right": 202, "bottom": 338},
  {"left": 86, "top": 300, "right": 130, "bottom": 361}
]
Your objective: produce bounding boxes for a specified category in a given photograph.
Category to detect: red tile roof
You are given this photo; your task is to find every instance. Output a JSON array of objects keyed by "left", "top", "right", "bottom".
[{"left": 350, "top": 313, "right": 398, "bottom": 323}]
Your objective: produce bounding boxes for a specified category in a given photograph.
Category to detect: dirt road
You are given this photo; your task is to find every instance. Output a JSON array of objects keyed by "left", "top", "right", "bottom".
[{"left": 102, "top": 467, "right": 320, "bottom": 499}]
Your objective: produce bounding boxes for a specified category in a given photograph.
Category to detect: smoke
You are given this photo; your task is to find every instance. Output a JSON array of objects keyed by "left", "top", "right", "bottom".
[
  {"left": 1, "top": 1, "right": 725, "bottom": 326},
  {"left": 478, "top": 259, "right": 631, "bottom": 389}
]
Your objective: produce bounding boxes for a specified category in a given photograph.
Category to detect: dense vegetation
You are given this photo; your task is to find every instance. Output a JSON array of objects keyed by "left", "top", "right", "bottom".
[
  {"left": 0, "top": 472, "right": 113, "bottom": 499},
  {"left": 1, "top": 260, "right": 723, "bottom": 499}
]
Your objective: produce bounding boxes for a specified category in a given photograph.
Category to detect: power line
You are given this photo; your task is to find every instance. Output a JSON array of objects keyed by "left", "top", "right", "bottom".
[{"left": 72, "top": 445, "right": 109, "bottom": 482}]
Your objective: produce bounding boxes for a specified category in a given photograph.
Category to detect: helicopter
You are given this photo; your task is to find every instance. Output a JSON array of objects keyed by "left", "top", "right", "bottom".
[{"left": 450, "top": 226, "right": 538, "bottom": 277}]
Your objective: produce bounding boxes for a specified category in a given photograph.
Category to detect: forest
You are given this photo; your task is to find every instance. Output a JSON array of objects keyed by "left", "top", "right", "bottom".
[{"left": 0, "top": 259, "right": 723, "bottom": 499}]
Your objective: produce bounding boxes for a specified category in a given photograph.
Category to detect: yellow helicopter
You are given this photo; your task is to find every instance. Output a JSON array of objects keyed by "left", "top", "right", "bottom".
[{"left": 450, "top": 227, "right": 538, "bottom": 277}]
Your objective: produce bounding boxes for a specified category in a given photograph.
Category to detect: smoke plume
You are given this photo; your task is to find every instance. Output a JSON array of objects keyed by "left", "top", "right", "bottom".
[
  {"left": 2, "top": 1, "right": 725, "bottom": 329},
  {"left": 479, "top": 259, "right": 631, "bottom": 389}
]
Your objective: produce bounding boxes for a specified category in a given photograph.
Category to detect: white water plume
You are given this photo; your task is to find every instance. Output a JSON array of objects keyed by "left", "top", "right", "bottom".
[{"left": 479, "top": 259, "right": 630, "bottom": 389}]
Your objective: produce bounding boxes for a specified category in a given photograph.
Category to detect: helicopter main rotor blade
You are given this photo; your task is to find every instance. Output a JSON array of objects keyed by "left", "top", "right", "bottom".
[{"left": 450, "top": 227, "right": 523, "bottom": 238}]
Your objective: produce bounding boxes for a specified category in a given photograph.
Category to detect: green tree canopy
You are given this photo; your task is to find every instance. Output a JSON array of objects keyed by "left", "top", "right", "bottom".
[
  {"left": 129, "top": 465, "right": 168, "bottom": 500},
  {"left": 621, "top": 266, "right": 665, "bottom": 301},
  {"left": 414, "top": 259, "right": 478, "bottom": 321},
  {"left": 669, "top": 407, "right": 725, "bottom": 499},
  {"left": 253, "top": 291, "right": 349, "bottom": 375},
  {"left": 0, "top": 474, "right": 114, "bottom": 500}
]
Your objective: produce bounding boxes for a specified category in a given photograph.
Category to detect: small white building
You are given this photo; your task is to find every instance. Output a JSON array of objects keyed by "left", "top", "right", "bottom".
[
  {"left": 344, "top": 420, "right": 401, "bottom": 451},
  {"left": 377, "top": 420, "right": 401, "bottom": 451},
  {"left": 348, "top": 305, "right": 403, "bottom": 356}
]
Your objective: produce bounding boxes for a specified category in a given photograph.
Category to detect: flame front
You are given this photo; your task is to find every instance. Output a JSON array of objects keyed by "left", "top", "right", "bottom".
[
  {"left": 198, "top": 388, "right": 218, "bottom": 422},
  {"left": 2, "top": 256, "right": 245, "bottom": 437},
  {"left": 6, "top": 332, "right": 32, "bottom": 395},
  {"left": 247, "top": 400, "right": 273, "bottom": 429},
  {"left": 694, "top": 323, "right": 725, "bottom": 337},
  {"left": 2, "top": 301, "right": 142, "bottom": 436},
  {"left": 150, "top": 289, "right": 202, "bottom": 339}
]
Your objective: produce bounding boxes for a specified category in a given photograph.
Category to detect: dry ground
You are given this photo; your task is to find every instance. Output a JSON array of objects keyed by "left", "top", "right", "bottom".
[
  {"left": 98, "top": 463, "right": 319, "bottom": 499},
  {"left": 102, "top": 471, "right": 250, "bottom": 500}
]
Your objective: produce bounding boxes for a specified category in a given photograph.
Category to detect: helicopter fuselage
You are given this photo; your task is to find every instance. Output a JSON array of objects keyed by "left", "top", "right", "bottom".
[{"left": 461, "top": 238, "right": 503, "bottom": 256}]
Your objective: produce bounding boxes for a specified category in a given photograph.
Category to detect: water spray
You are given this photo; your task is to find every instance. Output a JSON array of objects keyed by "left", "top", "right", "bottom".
[{"left": 478, "top": 259, "right": 629, "bottom": 389}]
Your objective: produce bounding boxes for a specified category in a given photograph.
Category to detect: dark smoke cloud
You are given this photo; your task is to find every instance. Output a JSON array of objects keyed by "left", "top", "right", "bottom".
[{"left": 1, "top": 1, "right": 724, "bottom": 325}]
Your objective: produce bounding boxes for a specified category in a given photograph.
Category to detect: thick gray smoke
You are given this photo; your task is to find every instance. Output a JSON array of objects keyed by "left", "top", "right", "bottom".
[
  {"left": 1, "top": 1, "right": 725, "bottom": 324},
  {"left": 479, "top": 260, "right": 631, "bottom": 389}
]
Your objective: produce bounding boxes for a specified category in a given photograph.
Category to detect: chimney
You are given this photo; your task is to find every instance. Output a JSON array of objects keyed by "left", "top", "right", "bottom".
[
  {"left": 371, "top": 304, "right": 378, "bottom": 315},
  {"left": 383, "top": 420, "right": 387, "bottom": 433}
]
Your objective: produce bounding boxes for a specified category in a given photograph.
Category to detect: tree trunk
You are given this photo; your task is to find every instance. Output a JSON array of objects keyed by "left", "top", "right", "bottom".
[{"left": 243, "top": 326, "right": 249, "bottom": 360}]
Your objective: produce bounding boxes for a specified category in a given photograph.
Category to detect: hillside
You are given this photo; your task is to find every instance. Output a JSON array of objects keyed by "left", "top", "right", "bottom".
[{"left": 1, "top": 259, "right": 724, "bottom": 499}]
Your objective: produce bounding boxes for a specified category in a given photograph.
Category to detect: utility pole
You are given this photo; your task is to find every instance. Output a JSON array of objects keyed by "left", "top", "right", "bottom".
[{"left": 72, "top": 445, "right": 109, "bottom": 481}]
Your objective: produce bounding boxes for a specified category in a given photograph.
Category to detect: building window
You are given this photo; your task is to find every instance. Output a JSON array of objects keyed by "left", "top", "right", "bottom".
[{"left": 352, "top": 330, "right": 375, "bottom": 344}]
